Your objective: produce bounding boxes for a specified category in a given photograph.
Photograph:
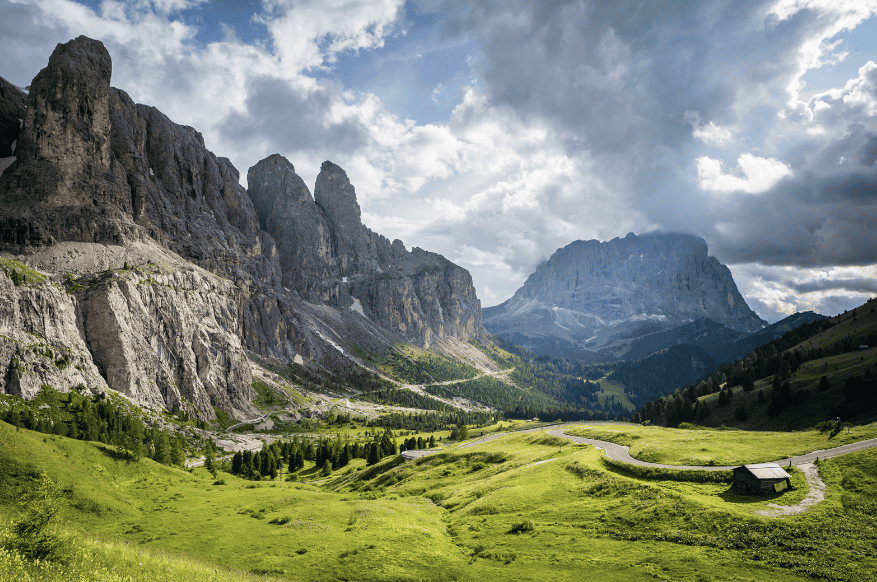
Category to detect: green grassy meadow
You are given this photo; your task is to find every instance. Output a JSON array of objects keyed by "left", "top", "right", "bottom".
[
  {"left": 566, "top": 422, "right": 877, "bottom": 465},
  {"left": 2, "top": 419, "right": 876, "bottom": 581},
  {"left": 592, "top": 374, "right": 635, "bottom": 411}
]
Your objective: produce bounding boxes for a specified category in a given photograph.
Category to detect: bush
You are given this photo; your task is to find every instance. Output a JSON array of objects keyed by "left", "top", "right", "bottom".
[
  {"left": 2, "top": 472, "right": 79, "bottom": 564},
  {"left": 268, "top": 516, "right": 292, "bottom": 525},
  {"left": 508, "top": 520, "right": 534, "bottom": 534}
]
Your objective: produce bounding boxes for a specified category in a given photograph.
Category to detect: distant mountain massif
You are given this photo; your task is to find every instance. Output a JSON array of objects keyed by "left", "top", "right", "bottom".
[{"left": 484, "top": 232, "right": 767, "bottom": 361}]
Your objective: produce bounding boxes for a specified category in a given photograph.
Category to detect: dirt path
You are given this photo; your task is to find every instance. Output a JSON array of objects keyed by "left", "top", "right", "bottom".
[{"left": 755, "top": 463, "right": 826, "bottom": 517}]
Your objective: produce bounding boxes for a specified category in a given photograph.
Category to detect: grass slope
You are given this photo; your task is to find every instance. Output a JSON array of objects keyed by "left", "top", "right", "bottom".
[
  {"left": 566, "top": 422, "right": 877, "bottom": 465},
  {"left": 3, "top": 420, "right": 877, "bottom": 581}
]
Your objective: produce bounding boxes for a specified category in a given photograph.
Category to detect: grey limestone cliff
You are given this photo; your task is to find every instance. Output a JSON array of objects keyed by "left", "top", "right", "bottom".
[
  {"left": 0, "top": 36, "right": 486, "bottom": 418},
  {"left": 248, "top": 155, "right": 483, "bottom": 347},
  {"left": 0, "top": 75, "right": 26, "bottom": 159}
]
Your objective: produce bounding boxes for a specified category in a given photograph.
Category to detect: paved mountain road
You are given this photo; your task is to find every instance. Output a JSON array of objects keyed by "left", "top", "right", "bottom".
[
  {"left": 547, "top": 429, "right": 877, "bottom": 469},
  {"left": 440, "top": 422, "right": 877, "bottom": 470}
]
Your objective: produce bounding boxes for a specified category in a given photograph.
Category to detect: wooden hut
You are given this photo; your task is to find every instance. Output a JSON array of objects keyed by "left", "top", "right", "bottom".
[{"left": 733, "top": 463, "right": 792, "bottom": 494}]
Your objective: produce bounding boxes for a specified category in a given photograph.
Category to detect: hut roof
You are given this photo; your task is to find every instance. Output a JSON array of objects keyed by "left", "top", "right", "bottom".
[{"left": 739, "top": 463, "right": 791, "bottom": 480}]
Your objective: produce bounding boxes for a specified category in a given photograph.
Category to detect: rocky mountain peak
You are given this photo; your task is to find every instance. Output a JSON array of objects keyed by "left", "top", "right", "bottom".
[
  {"left": 18, "top": 36, "right": 112, "bottom": 168},
  {"left": 0, "top": 35, "right": 487, "bottom": 422},
  {"left": 315, "top": 160, "right": 361, "bottom": 222},
  {"left": 247, "top": 153, "right": 337, "bottom": 300},
  {"left": 484, "top": 231, "right": 765, "bottom": 360}
]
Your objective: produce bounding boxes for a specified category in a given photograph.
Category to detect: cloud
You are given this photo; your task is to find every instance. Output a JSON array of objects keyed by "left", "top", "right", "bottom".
[
  {"left": 697, "top": 153, "right": 793, "bottom": 194},
  {"left": 2, "top": 0, "right": 876, "bottom": 312},
  {"left": 729, "top": 263, "right": 877, "bottom": 321},
  {"left": 256, "top": 0, "right": 405, "bottom": 70}
]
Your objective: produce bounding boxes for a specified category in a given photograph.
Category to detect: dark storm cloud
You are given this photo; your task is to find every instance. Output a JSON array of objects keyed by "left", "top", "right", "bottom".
[
  {"left": 423, "top": 0, "right": 794, "bottom": 152},
  {"left": 790, "top": 279, "right": 877, "bottom": 294},
  {"left": 707, "top": 162, "right": 877, "bottom": 268},
  {"left": 219, "top": 76, "right": 371, "bottom": 157},
  {"left": 415, "top": 0, "right": 877, "bottom": 271}
]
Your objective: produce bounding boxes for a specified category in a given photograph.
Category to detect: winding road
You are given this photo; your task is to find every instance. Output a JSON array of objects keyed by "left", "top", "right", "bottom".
[{"left": 446, "top": 423, "right": 877, "bottom": 517}]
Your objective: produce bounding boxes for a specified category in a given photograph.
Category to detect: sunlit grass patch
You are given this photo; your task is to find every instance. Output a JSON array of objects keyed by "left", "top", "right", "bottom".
[{"left": 566, "top": 422, "right": 877, "bottom": 465}]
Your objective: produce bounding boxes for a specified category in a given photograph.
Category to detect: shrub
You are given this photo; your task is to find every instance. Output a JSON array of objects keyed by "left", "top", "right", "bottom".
[
  {"left": 268, "top": 516, "right": 292, "bottom": 525},
  {"left": 3, "top": 471, "right": 79, "bottom": 564},
  {"left": 508, "top": 520, "right": 534, "bottom": 534}
]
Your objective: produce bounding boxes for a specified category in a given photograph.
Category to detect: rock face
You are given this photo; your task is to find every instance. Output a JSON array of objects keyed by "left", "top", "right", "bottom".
[
  {"left": 0, "top": 36, "right": 485, "bottom": 418},
  {"left": 0, "top": 37, "right": 145, "bottom": 250},
  {"left": 483, "top": 232, "right": 765, "bottom": 359},
  {"left": 0, "top": 264, "right": 108, "bottom": 400},
  {"left": 0, "top": 75, "right": 26, "bottom": 159},
  {"left": 248, "top": 156, "right": 483, "bottom": 347}
]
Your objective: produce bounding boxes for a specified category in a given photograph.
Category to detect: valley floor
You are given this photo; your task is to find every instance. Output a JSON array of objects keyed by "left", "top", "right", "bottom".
[{"left": 2, "top": 420, "right": 876, "bottom": 581}]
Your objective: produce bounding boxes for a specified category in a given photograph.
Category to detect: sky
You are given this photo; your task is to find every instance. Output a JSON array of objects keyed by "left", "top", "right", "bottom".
[{"left": 1, "top": 0, "right": 876, "bottom": 322}]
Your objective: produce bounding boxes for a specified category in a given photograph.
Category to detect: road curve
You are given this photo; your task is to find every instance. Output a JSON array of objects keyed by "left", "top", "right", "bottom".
[
  {"left": 439, "top": 422, "right": 877, "bottom": 471},
  {"left": 547, "top": 429, "right": 877, "bottom": 470}
]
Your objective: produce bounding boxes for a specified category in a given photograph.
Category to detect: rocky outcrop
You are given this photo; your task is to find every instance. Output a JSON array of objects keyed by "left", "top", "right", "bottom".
[
  {"left": 484, "top": 232, "right": 765, "bottom": 359},
  {"left": 248, "top": 156, "right": 483, "bottom": 346},
  {"left": 0, "top": 263, "right": 108, "bottom": 400},
  {"left": 0, "top": 250, "right": 256, "bottom": 420},
  {"left": 0, "top": 75, "right": 26, "bottom": 159},
  {"left": 247, "top": 154, "right": 336, "bottom": 301},
  {"left": 0, "top": 37, "right": 146, "bottom": 250},
  {"left": 0, "top": 36, "right": 487, "bottom": 417},
  {"left": 77, "top": 264, "right": 255, "bottom": 419}
]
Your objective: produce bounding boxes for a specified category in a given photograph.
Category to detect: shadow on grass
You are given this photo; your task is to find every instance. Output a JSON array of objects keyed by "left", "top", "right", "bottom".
[{"left": 717, "top": 484, "right": 797, "bottom": 505}]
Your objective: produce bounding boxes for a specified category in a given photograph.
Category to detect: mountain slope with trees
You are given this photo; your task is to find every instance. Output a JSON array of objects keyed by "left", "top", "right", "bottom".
[{"left": 633, "top": 298, "right": 877, "bottom": 429}]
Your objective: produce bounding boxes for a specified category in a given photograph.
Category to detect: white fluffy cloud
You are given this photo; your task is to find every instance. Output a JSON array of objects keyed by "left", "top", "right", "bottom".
[{"left": 697, "top": 154, "right": 793, "bottom": 194}]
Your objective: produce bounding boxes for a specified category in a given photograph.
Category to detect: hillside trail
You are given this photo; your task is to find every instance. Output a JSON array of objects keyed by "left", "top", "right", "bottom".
[
  {"left": 755, "top": 463, "right": 825, "bottom": 517},
  {"left": 400, "top": 367, "right": 515, "bottom": 411}
]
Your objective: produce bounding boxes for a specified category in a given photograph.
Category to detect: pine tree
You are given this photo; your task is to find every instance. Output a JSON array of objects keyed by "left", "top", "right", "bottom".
[
  {"left": 339, "top": 444, "right": 351, "bottom": 467},
  {"left": 153, "top": 432, "right": 170, "bottom": 464},
  {"left": 366, "top": 443, "right": 379, "bottom": 466},
  {"left": 232, "top": 451, "right": 243, "bottom": 475},
  {"left": 205, "top": 449, "right": 217, "bottom": 478},
  {"left": 819, "top": 376, "right": 830, "bottom": 391},
  {"left": 253, "top": 452, "right": 263, "bottom": 477},
  {"left": 171, "top": 436, "right": 186, "bottom": 466},
  {"left": 268, "top": 455, "right": 277, "bottom": 480}
]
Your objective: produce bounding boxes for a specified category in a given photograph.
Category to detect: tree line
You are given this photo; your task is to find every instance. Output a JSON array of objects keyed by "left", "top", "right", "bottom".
[{"left": 0, "top": 387, "right": 195, "bottom": 467}]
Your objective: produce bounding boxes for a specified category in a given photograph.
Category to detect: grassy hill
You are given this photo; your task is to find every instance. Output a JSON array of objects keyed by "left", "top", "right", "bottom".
[{"left": 2, "top": 419, "right": 877, "bottom": 581}]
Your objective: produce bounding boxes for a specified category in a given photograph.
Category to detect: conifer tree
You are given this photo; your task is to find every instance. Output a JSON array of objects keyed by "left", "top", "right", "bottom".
[{"left": 366, "top": 443, "right": 380, "bottom": 466}]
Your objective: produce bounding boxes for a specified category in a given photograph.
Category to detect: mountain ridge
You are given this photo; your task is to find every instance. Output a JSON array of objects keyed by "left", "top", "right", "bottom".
[{"left": 0, "top": 36, "right": 484, "bottom": 421}]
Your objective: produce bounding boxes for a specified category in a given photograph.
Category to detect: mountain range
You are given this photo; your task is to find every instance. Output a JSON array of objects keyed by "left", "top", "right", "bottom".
[
  {"left": 0, "top": 36, "right": 482, "bottom": 421},
  {"left": 0, "top": 36, "right": 838, "bottom": 424}
]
